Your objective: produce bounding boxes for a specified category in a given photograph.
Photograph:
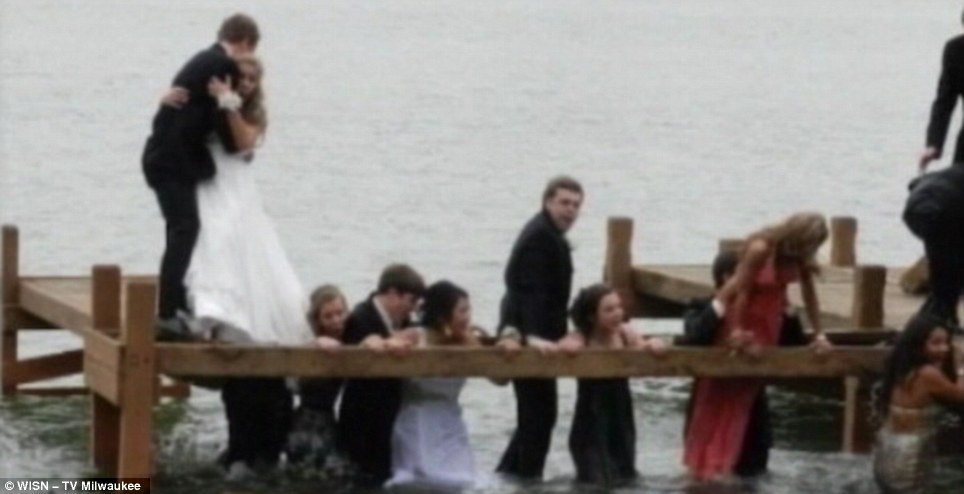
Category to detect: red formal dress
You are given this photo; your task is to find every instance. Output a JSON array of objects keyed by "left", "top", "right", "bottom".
[{"left": 683, "top": 255, "right": 799, "bottom": 480}]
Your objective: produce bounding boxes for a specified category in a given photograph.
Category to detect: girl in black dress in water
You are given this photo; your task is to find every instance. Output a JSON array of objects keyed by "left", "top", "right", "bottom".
[{"left": 566, "top": 283, "right": 664, "bottom": 486}]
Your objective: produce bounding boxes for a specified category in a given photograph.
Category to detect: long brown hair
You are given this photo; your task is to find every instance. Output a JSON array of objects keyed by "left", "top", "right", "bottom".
[
  {"left": 746, "top": 212, "right": 828, "bottom": 273},
  {"left": 306, "top": 284, "right": 346, "bottom": 337},
  {"left": 235, "top": 54, "right": 268, "bottom": 134}
]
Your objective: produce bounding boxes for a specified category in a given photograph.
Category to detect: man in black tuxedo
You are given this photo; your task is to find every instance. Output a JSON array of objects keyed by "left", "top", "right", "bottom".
[
  {"left": 918, "top": 9, "right": 964, "bottom": 333},
  {"left": 336, "top": 264, "right": 425, "bottom": 484},
  {"left": 921, "top": 9, "right": 964, "bottom": 170},
  {"left": 142, "top": 13, "right": 259, "bottom": 338},
  {"left": 495, "top": 175, "right": 583, "bottom": 479}
]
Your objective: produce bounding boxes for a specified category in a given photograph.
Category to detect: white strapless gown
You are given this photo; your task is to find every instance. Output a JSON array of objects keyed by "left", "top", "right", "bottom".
[
  {"left": 386, "top": 376, "right": 477, "bottom": 490},
  {"left": 184, "top": 141, "right": 312, "bottom": 345}
]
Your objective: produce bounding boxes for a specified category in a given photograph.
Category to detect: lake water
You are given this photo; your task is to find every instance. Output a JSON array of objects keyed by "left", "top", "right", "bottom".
[{"left": 2, "top": 0, "right": 964, "bottom": 492}]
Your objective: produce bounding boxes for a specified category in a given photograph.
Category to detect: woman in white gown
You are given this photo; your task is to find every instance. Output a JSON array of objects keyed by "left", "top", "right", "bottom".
[
  {"left": 386, "top": 281, "right": 479, "bottom": 490},
  {"left": 185, "top": 55, "right": 311, "bottom": 347},
  {"left": 167, "top": 55, "right": 312, "bottom": 479}
]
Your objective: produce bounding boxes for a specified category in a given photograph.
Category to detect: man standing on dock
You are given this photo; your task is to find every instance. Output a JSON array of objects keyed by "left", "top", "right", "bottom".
[
  {"left": 141, "top": 14, "right": 259, "bottom": 340},
  {"left": 917, "top": 8, "right": 964, "bottom": 334},
  {"left": 495, "top": 175, "right": 583, "bottom": 479}
]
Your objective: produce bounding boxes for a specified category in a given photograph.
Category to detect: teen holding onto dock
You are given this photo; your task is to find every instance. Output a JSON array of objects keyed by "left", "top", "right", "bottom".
[
  {"left": 496, "top": 176, "right": 583, "bottom": 480},
  {"left": 287, "top": 285, "right": 350, "bottom": 473},
  {"left": 683, "top": 212, "right": 831, "bottom": 480},
  {"left": 336, "top": 264, "right": 425, "bottom": 485},
  {"left": 678, "top": 249, "right": 812, "bottom": 477},
  {"left": 565, "top": 283, "right": 663, "bottom": 486},
  {"left": 386, "top": 280, "right": 481, "bottom": 489},
  {"left": 873, "top": 313, "right": 964, "bottom": 493}
]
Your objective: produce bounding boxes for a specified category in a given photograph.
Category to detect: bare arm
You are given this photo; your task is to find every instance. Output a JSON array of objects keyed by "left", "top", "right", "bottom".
[
  {"left": 620, "top": 325, "right": 645, "bottom": 348},
  {"left": 797, "top": 268, "right": 833, "bottom": 354},
  {"left": 799, "top": 269, "right": 822, "bottom": 334},
  {"left": 920, "top": 365, "right": 964, "bottom": 404},
  {"left": 719, "top": 239, "right": 771, "bottom": 333},
  {"left": 159, "top": 87, "right": 189, "bottom": 108},
  {"left": 208, "top": 77, "right": 261, "bottom": 152}
]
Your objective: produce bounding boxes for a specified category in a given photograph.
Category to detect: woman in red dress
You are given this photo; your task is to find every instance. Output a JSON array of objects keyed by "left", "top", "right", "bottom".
[{"left": 683, "top": 212, "right": 832, "bottom": 480}]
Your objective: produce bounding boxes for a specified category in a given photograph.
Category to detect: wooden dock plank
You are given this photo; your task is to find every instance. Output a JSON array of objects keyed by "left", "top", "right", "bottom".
[
  {"left": 4, "top": 349, "right": 83, "bottom": 385},
  {"left": 20, "top": 278, "right": 94, "bottom": 333},
  {"left": 635, "top": 265, "right": 921, "bottom": 330},
  {"left": 156, "top": 345, "right": 885, "bottom": 379},
  {"left": 18, "top": 275, "right": 158, "bottom": 334}
]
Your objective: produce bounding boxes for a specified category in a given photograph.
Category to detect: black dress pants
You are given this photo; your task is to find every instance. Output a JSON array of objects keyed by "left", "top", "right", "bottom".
[
  {"left": 221, "top": 378, "right": 293, "bottom": 467},
  {"left": 496, "top": 378, "right": 558, "bottom": 479},
  {"left": 922, "top": 224, "right": 964, "bottom": 328},
  {"left": 148, "top": 176, "right": 200, "bottom": 319}
]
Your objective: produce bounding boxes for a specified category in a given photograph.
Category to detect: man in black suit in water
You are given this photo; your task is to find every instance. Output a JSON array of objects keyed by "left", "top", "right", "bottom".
[{"left": 496, "top": 175, "right": 583, "bottom": 479}]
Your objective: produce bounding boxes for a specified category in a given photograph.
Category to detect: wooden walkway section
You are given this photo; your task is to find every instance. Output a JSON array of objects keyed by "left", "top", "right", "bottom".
[
  {"left": 0, "top": 219, "right": 915, "bottom": 478},
  {"left": 634, "top": 264, "right": 917, "bottom": 330},
  {"left": 603, "top": 215, "right": 918, "bottom": 335}
]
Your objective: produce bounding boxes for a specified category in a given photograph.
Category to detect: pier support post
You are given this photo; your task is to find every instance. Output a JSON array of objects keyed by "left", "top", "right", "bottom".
[
  {"left": 117, "top": 280, "right": 157, "bottom": 478},
  {"left": 830, "top": 217, "right": 857, "bottom": 267},
  {"left": 604, "top": 217, "right": 637, "bottom": 316},
  {"left": 2, "top": 226, "right": 20, "bottom": 397},
  {"left": 90, "top": 265, "right": 121, "bottom": 475},
  {"left": 851, "top": 265, "right": 887, "bottom": 329},
  {"left": 842, "top": 375, "right": 874, "bottom": 453}
]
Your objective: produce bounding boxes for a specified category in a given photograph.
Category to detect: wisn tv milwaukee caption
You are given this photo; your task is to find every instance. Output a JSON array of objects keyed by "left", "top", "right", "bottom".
[{"left": 4, "top": 479, "right": 147, "bottom": 492}]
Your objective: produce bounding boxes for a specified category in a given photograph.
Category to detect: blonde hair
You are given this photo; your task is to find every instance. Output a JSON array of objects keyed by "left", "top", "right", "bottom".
[
  {"left": 306, "top": 284, "right": 347, "bottom": 336},
  {"left": 235, "top": 54, "right": 268, "bottom": 133},
  {"left": 748, "top": 212, "right": 828, "bottom": 272}
]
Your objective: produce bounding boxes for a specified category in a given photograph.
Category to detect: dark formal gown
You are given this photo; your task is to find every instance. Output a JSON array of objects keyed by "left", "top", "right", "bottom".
[{"left": 569, "top": 377, "right": 638, "bottom": 486}]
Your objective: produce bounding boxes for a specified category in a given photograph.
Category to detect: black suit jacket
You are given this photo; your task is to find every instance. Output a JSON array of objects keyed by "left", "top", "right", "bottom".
[
  {"left": 142, "top": 43, "right": 239, "bottom": 185},
  {"left": 927, "top": 34, "right": 964, "bottom": 164},
  {"left": 336, "top": 296, "right": 409, "bottom": 483},
  {"left": 677, "top": 297, "right": 808, "bottom": 347},
  {"left": 498, "top": 210, "right": 574, "bottom": 342}
]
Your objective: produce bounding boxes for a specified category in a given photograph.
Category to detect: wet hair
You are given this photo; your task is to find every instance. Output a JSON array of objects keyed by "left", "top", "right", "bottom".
[
  {"left": 419, "top": 280, "right": 469, "bottom": 332},
  {"left": 712, "top": 250, "right": 740, "bottom": 289},
  {"left": 748, "top": 212, "right": 828, "bottom": 273},
  {"left": 542, "top": 175, "right": 584, "bottom": 204},
  {"left": 874, "top": 313, "right": 956, "bottom": 418},
  {"left": 234, "top": 55, "right": 268, "bottom": 133},
  {"left": 376, "top": 263, "right": 426, "bottom": 297},
  {"left": 305, "top": 284, "right": 346, "bottom": 336},
  {"left": 217, "top": 13, "right": 260, "bottom": 46},
  {"left": 569, "top": 283, "right": 616, "bottom": 337}
]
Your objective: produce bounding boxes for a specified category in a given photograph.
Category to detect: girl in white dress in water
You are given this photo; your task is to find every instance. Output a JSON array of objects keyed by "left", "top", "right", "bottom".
[
  {"left": 386, "top": 280, "right": 481, "bottom": 490},
  {"left": 164, "top": 55, "right": 312, "bottom": 480}
]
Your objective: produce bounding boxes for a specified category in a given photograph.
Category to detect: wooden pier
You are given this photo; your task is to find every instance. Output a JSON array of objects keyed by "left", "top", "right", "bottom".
[
  {"left": 604, "top": 215, "right": 916, "bottom": 333},
  {"left": 0, "top": 218, "right": 916, "bottom": 478}
]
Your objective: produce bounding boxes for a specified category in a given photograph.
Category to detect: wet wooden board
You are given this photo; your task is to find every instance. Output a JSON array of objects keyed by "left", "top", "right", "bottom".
[{"left": 634, "top": 264, "right": 920, "bottom": 330}]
